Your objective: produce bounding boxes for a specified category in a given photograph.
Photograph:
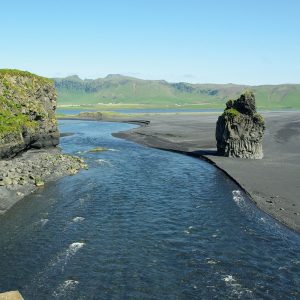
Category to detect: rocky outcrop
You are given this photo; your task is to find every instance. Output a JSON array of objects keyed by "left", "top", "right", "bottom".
[
  {"left": 0, "top": 291, "right": 24, "bottom": 300},
  {"left": 0, "top": 69, "right": 88, "bottom": 212},
  {"left": 0, "top": 69, "right": 59, "bottom": 159},
  {"left": 216, "top": 91, "right": 265, "bottom": 159}
]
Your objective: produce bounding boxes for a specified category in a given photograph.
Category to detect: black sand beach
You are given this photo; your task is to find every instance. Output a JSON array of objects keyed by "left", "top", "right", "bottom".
[{"left": 114, "top": 111, "right": 300, "bottom": 233}]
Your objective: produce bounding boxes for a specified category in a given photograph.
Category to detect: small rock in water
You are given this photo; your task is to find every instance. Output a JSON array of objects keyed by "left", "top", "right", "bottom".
[
  {"left": 88, "top": 147, "right": 108, "bottom": 153},
  {"left": 35, "top": 178, "right": 45, "bottom": 187},
  {"left": 69, "top": 168, "right": 79, "bottom": 175}
]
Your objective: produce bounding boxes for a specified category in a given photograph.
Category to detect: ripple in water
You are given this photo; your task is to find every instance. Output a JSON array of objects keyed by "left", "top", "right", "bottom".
[
  {"left": 21, "top": 242, "right": 85, "bottom": 297},
  {"left": 222, "top": 275, "right": 253, "bottom": 298},
  {"left": 96, "top": 159, "right": 112, "bottom": 166},
  {"left": 53, "top": 279, "right": 79, "bottom": 299},
  {"left": 0, "top": 121, "right": 299, "bottom": 300},
  {"left": 36, "top": 218, "right": 49, "bottom": 227},
  {"left": 67, "top": 242, "right": 85, "bottom": 257},
  {"left": 232, "top": 189, "right": 244, "bottom": 205},
  {"left": 47, "top": 242, "right": 85, "bottom": 272}
]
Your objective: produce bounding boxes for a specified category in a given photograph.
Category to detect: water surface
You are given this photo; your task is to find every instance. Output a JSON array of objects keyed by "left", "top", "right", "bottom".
[
  {"left": 56, "top": 108, "right": 222, "bottom": 115},
  {"left": 0, "top": 121, "right": 299, "bottom": 299}
]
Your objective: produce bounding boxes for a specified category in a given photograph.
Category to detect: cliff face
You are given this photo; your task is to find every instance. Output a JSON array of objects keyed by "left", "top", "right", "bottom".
[
  {"left": 0, "top": 70, "right": 59, "bottom": 158},
  {"left": 215, "top": 91, "right": 265, "bottom": 159}
]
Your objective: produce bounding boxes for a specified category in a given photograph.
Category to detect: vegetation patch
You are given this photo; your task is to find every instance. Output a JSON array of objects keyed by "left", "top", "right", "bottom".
[
  {"left": 0, "top": 69, "right": 53, "bottom": 85},
  {"left": 0, "top": 109, "right": 37, "bottom": 138},
  {"left": 253, "top": 113, "right": 265, "bottom": 124},
  {"left": 53, "top": 74, "right": 300, "bottom": 109},
  {"left": 223, "top": 108, "right": 240, "bottom": 119},
  {"left": 0, "top": 69, "right": 57, "bottom": 138}
]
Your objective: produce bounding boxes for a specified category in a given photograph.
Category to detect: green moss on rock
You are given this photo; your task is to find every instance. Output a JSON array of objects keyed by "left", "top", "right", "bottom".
[
  {"left": 0, "top": 69, "right": 53, "bottom": 85},
  {"left": 223, "top": 108, "right": 240, "bottom": 119},
  {"left": 253, "top": 112, "right": 265, "bottom": 124},
  {"left": 0, "top": 69, "right": 59, "bottom": 158},
  {"left": 0, "top": 111, "right": 37, "bottom": 138}
]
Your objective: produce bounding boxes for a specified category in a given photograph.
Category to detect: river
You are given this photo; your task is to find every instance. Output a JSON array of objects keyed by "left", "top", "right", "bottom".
[{"left": 0, "top": 120, "right": 299, "bottom": 299}]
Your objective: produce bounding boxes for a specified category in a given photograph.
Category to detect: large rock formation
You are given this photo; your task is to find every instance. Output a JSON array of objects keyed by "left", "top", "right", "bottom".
[
  {"left": 216, "top": 91, "right": 265, "bottom": 159},
  {"left": 0, "top": 69, "right": 59, "bottom": 158}
]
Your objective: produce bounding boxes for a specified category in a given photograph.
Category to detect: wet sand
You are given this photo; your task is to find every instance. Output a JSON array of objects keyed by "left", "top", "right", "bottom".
[{"left": 113, "top": 111, "right": 300, "bottom": 233}]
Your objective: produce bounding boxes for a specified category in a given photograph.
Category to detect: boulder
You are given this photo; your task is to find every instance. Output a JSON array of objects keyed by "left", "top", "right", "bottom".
[
  {"left": 0, "top": 291, "right": 24, "bottom": 300},
  {"left": 216, "top": 91, "right": 265, "bottom": 159},
  {"left": 0, "top": 69, "right": 59, "bottom": 159}
]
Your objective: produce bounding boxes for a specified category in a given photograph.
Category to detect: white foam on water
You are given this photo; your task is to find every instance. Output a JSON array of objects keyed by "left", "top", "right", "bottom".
[
  {"left": 232, "top": 190, "right": 245, "bottom": 206},
  {"left": 207, "top": 259, "right": 219, "bottom": 265},
  {"left": 72, "top": 216, "right": 85, "bottom": 223},
  {"left": 293, "top": 259, "right": 300, "bottom": 265},
  {"left": 184, "top": 226, "right": 194, "bottom": 234},
  {"left": 48, "top": 242, "right": 85, "bottom": 271},
  {"left": 53, "top": 279, "right": 79, "bottom": 299},
  {"left": 96, "top": 159, "right": 112, "bottom": 166},
  {"left": 108, "top": 148, "right": 119, "bottom": 152},
  {"left": 24, "top": 243, "right": 85, "bottom": 295},
  {"left": 40, "top": 218, "right": 49, "bottom": 227},
  {"left": 223, "top": 275, "right": 236, "bottom": 283},
  {"left": 61, "top": 242, "right": 85, "bottom": 272},
  {"left": 33, "top": 218, "right": 49, "bottom": 228},
  {"left": 222, "top": 274, "right": 253, "bottom": 298},
  {"left": 68, "top": 242, "right": 85, "bottom": 256}
]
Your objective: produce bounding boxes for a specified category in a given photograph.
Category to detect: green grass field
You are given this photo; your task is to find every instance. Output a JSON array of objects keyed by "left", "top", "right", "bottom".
[{"left": 54, "top": 75, "right": 300, "bottom": 109}]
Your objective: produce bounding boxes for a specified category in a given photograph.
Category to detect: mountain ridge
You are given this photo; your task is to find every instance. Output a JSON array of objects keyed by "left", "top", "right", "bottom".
[{"left": 53, "top": 74, "right": 300, "bottom": 109}]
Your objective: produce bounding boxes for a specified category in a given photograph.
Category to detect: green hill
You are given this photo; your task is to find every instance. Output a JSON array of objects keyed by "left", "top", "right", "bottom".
[{"left": 54, "top": 74, "right": 300, "bottom": 109}]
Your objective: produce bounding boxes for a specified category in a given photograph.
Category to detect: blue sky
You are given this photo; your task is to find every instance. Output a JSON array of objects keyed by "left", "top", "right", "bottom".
[{"left": 1, "top": 0, "right": 299, "bottom": 84}]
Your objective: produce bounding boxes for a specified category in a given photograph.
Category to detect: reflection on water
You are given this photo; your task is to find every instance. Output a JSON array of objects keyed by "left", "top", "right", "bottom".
[{"left": 0, "top": 120, "right": 299, "bottom": 300}]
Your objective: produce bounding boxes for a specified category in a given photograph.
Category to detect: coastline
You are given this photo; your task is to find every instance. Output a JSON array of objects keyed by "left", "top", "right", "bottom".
[{"left": 111, "top": 111, "right": 300, "bottom": 233}]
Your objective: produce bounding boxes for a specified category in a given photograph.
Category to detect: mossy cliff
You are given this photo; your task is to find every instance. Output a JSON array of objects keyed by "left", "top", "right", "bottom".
[
  {"left": 0, "top": 69, "right": 59, "bottom": 158},
  {"left": 215, "top": 91, "right": 265, "bottom": 159}
]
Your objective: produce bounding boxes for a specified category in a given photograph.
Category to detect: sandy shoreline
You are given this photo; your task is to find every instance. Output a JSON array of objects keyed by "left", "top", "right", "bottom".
[{"left": 113, "top": 111, "right": 300, "bottom": 233}]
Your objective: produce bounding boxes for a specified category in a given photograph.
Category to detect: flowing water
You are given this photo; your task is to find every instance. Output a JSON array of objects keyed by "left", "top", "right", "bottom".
[{"left": 0, "top": 121, "right": 299, "bottom": 299}]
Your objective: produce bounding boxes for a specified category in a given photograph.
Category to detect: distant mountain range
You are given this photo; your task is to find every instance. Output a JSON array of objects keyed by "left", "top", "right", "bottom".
[{"left": 54, "top": 74, "right": 300, "bottom": 109}]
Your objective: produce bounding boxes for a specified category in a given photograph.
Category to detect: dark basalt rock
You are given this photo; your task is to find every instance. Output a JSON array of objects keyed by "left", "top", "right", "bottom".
[
  {"left": 216, "top": 91, "right": 265, "bottom": 159},
  {"left": 0, "top": 70, "right": 59, "bottom": 159}
]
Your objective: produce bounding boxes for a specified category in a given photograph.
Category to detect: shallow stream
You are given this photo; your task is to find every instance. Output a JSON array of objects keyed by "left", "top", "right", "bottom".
[{"left": 0, "top": 121, "right": 299, "bottom": 299}]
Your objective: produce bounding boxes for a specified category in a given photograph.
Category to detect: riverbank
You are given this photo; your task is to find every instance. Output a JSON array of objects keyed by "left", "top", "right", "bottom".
[
  {"left": 113, "top": 111, "right": 300, "bottom": 233},
  {"left": 0, "top": 148, "right": 87, "bottom": 214}
]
